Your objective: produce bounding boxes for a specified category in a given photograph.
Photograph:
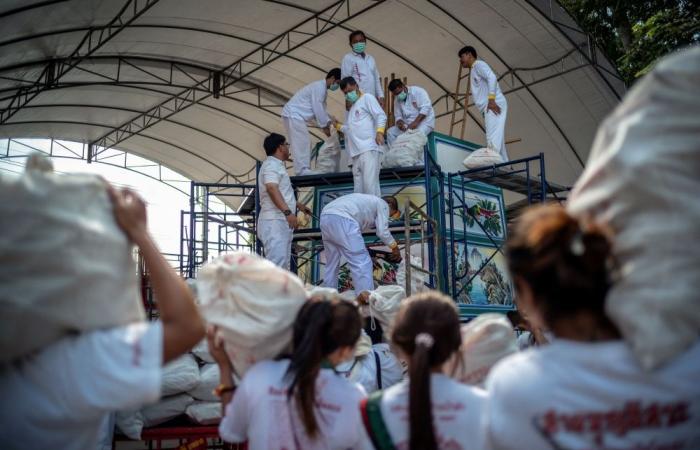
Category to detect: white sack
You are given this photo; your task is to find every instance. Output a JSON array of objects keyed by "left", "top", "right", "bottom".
[
  {"left": 362, "top": 285, "right": 406, "bottom": 339},
  {"left": 381, "top": 130, "right": 427, "bottom": 168},
  {"left": 196, "top": 252, "right": 307, "bottom": 376},
  {"left": 314, "top": 133, "right": 341, "bottom": 173},
  {"left": 142, "top": 394, "right": 194, "bottom": 427},
  {"left": 445, "top": 314, "right": 517, "bottom": 386},
  {"left": 396, "top": 254, "right": 430, "bottom": 296},
  {"left": 162, "top": 354, "right": 200, "bottom": 396},
  {"left": 191, "top": 339, "right": 215, "bottom": 363},
  {"left": 0, "top": 154, "right": 144, "bottom": 362},
  {"left": 115, "top": 410, "right": 144, "bottom": 440},
  {"left": 567, "top": 47, "right": 700, "bottom": 370},
  {"left": 185, "top": 401, "right": 222, "bottom": 425},
  {"left": 462, "top": 146, "right": 504, "bottom": 169},
  {"left": 188, "top": 364, "right": 219, "bottom": 402}
]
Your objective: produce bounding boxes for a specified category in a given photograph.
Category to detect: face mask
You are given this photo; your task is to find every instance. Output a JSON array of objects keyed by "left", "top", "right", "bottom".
[
  {"left": 345, "top": 90, "right": 359, "bottom": 103},
  {"left": 397, "top": 91, "right": 408, "bottom": 102},
  {"left": 352, "top": 42, "right": 366, "bottom": 53},
  {"left": 329, "top": 83, "right": 339, "bottom": 91}
]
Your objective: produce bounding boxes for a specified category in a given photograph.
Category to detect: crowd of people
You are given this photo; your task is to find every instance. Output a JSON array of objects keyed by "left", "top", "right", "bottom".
[{"left": 1, "top": 32, "right": 698, "bottom": 450}]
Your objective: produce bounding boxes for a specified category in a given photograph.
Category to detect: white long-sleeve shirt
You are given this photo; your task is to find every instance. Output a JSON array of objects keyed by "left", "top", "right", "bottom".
[
  {"left": 393, "top": 85, "right": 435, "bottom": 129},
  {"left": 339, "top": 93, "right": 387, "bottom": 158},
  {"left": 341, "top": 52, "right": 383, "bottom": 99},
  {"left": 281, "top": 79, "right": 331, "bottom": 127},
  {"left": 321, "top": 193, "right": 395, "bottom": 247},
  {"left": 470, "top": 60, "right": 506, "bottom": 112}
]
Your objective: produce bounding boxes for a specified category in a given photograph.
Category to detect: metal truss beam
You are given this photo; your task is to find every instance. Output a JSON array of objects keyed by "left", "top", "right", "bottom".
[
  {"left": 0, "top": 0, "right": 161, "bottom": 124},
  {"left": 89, "top": 0, "right": 386, "bottom": 158}
]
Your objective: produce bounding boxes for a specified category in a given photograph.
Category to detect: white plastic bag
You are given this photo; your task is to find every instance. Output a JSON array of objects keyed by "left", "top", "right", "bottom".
[
  {"left": 462, "top": 146, "right": 504, "bottom": 169},
  {"left": 185, "top": 401, "right": 222, "bottom": 425},
  {"left": 197, "top": 252, "right": 307, "bottom": 376},
  {"left": 444, "top": 314, "right": 517, "bottom": 386},
  {"left": 567, "top": 47, "right": 700, "bottom": 370},
  {"left": 162, "top": 354, "right": 200, "bottom": 396},
  {"left": 382, "top": 130, "right": 427, "bottom": 168},
  {"left": 188, "top": 364, "right": 219, "bottom": 402},
  {"left": 315, "top": 133, "right": 341, "bottom": 173},
  {"left": 142, "top": 394, "right": 194, "bottom": 427},
  {"left": 0, "top": 155, "right": 145, "bottom": 362}
]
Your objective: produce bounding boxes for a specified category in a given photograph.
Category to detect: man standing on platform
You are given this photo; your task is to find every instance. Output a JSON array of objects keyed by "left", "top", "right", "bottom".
[
  {"left": 341, "top": 30, "right": 384, "bottom": 105},
  {"left": 386, "top": 79, "right": 435, "bottom": 144},
  {"left": 334, "top": 76, "right": 387, "bottom": 197},
  {"left": 459, "top": 45, "right": 510, "bottom": 162},
  {"left": 281, "top": 68, "right": 341, "bottom": 176},
  {"left": 320, "top": 193, "right": 401, "bottom": 294},
  {"left": 257, "top": 133, "right": 311, "bottom": 270}
]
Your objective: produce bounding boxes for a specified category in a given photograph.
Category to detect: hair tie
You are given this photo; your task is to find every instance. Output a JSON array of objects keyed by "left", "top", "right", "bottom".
[{"left": 415, "top": 332, "right": 435, "bottom": 349}]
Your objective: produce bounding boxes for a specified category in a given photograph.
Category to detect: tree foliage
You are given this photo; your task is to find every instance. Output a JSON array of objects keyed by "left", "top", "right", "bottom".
[{"left": 559, "top": 0, "right": 700, "bottom": 84}]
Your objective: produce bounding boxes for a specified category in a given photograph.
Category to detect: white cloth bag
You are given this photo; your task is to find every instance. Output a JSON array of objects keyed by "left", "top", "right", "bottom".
[
  {"left": 315, "top": 132, "right": 341, "bottom": 173},
  {"left": 567, "top": 47, "right": 700, "bottom": 370},
  {"left": 162, "top": 354, "right": 200, "bottom": 396},
  {"left": 196, "top": 252, "right": 307, "bottom": 376},
  {"left": 462, "top": 146, "right": 504, "bottom": 169},
  {"left": 382, "top": 130, "right": 427, "bottom": 168},
  {"left": 188, "top": 363, "right": 219, "bottom": 402},
  {"left": 185, "top": 401, "right": 222, "bottom": 425},
  {"left": 0, "top": 155, "right": 144, "bottom": 363}
]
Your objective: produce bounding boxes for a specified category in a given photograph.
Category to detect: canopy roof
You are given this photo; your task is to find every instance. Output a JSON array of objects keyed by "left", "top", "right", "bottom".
[{"left": 0, "top": 0, "right": 625, "bottom": 188}]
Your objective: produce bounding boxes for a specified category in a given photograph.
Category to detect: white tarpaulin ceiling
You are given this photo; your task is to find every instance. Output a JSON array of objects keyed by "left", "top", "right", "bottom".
[{"left": 0, "top": 0, "right": 625, "bottom": 188}]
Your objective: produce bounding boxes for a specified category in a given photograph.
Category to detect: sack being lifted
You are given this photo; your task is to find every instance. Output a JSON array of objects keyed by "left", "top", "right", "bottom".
[
  {"left": 567, "top": 47, "right": 700, "bottom": 370},
  {"left": 382, "top": 130, "right": 427, "bottom": 168},
  {"left": 196, "top": 252, "right": 307, "bottom": 376},
  {"left": 0, "top": 154, "right": 145, "bottom": 363},
  {"left": 314, "top": 132, "right": 341, "bottom": 173}
]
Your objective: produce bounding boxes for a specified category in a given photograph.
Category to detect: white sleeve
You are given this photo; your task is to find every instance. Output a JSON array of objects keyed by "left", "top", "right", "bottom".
[
  {"left": 367, "top": 95, "right": 387, "bottom": 131},
  {"left": 416, "top": 87, "right": 433, "bottom": 116},
  {"left": 260, "top": 162, "right": 282, "bottom": 186},
  {"left": 393, "top": 97, "right": 404, "bottom": 123},
  {"left": 341, "top": 54, "right": 353, "bottom": 79},
  {"left": 218, "top": 375, "right": 251, "bottom": 443},
  {"left": 374, "top": 201, "right": 395, "bottom": 246},
  {"left": 311, "top": 82, "right": 331, "bottom": 127},
  {"left": 372, "top": 57, "right": 384, "bottom": 98},
  {"left": 476, "top": 61, "right": 498, "bottom": 96}
]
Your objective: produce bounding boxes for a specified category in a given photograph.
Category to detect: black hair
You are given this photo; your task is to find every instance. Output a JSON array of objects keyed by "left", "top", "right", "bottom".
[
  {"left": 286, "top": 298, "right": 362, "bottom": 438},
  {"left": 263, "top": 133, "right": 285, "bottom": 156},
  {"left": 458, "top": 45, "right": 477, "bottom": 58},
  {"left": 349, "top": 30, "right": 366, "bottom": 43},
  {"left": 382, "top": 195, "right": 398, "bottom": 212},
  {"left": 339, "top": 76, "right": 357, "bottom": 90},
  {"left": 326, "top": 68, "right": 341, "bottom": 81},
  {"left": 391, "top": 291, "right": 462, "bottom": 450},
  {"left": 388, "top": 79, "right": 404, "bottom": 92}
]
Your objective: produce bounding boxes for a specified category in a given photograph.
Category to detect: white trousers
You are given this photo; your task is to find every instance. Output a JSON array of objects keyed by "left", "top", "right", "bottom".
[
  {"left": 484, "top": 99, "right": 509, "bottom": 161},
  {"left": 386, "top": 123, "right": 433, "bottom": 145},
  {"left": 320, "top": 214, "right": 374, "bottom": 293},
  {"left": 351, "top": 150, "right": 381, "bottom": 197},
  {"left": 257, "top": 218, "right": 294, "bottom": 270},
  {"left": 282, "top": 116, "right": 311, "bottom": 175}
]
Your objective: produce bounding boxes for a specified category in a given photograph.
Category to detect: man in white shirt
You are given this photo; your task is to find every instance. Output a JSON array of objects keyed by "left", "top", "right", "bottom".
[
  {"left": 341, "top": 30, "right": 384, "bottom": 104},
  {"left": 320, "top": 193, "right": 400, "bottom": 294},
  {"left": 281, "top": 68, "right": 341, "bottom": 176},
  {"left": 334, "top": 77, "right": 387, "bottom": 197},
  {"left": 0, "top": 186, "right": 205, "bottom": 450},
  {"left": 386, "top": 79, "right": 435, "bottom": 144},
  {"left": 459, "top": 45, "right": 510, "bottom": 162},
  {"left": 257, "top": 133, "right": 311, "bottom": 270}
]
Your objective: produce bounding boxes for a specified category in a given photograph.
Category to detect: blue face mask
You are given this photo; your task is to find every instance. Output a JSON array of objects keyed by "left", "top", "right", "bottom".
[
  {"left": 352, "top": 42, "right": 366, "bottom": 54},
  {"left": 345, "top": 90, "right": 359, "bottom": 103},
  {"left": 397, "top": 91, "right": 408, "bottom": 102},
  {"left": 329, "top": 83, "right": 339, "bottom": 91}
]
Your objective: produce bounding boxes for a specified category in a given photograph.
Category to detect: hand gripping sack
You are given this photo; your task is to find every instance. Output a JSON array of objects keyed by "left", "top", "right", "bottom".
[
  {"left": 567, "top": 47, "right": 700, "bottom": 370},
  {"left": 196, "top": 252, "right": 307, "bottom": 376},
  {"left": 0, "top": 155, "right": 144, "bottom": 362},
  {"left": 314, "top": 133, "right": 341, "bottom": 173},
  {"left": 382, "top": 130, "right": 427, "bottom": 168},
  {"left": 462, "top": 146, "right": 504, "bottom": 169}
]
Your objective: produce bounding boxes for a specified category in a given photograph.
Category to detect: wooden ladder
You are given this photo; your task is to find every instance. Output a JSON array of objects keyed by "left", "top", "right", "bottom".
[{"left": 449, "top": 62, "right": 471, "bottom": 140}]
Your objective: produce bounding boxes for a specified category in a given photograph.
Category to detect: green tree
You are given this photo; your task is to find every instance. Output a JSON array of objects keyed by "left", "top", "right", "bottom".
[{"left": 560, "top": 0, "right": 699, "bottom": 84}]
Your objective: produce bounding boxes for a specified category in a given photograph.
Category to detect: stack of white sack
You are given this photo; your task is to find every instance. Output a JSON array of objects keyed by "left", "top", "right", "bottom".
[
  {"left": 314, "top": 132, "right": 341, "bottom": 173},
  {"left": 567, "top": 47, "right": 700, "bottom": 371},
  {"left": 116, "top": 354, "right": 201, "bottom": 439},
  {"left": 197, "top": 252, "right": 308, "bottom": 376},
  {"left": 382, "top": 130, "right": 427, "bottom": 168},
  {"left": 0, "top": 154, "right": 144, "bottom": 363},
  {"left": 190, "top": 338, "right": 215, "bottom": 363},
  {"left": 444, "top": 314, "right": 517, "bottom": 387},
  {"left": 185, "top": 363, "right": 223, "bottom": 425},
  {"left": 462, "top": 145, "right": 504, "bottom": 169}
]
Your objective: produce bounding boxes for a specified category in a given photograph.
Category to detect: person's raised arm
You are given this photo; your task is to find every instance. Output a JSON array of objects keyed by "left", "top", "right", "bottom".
[{"left": 108, "top": 186, "right": 205, "bottom": 364}]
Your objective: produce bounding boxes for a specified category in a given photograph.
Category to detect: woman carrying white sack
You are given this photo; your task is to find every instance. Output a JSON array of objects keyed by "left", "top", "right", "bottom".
[
  {"left": 362, "top": 292, "right": 488, "bottom": 450},
  {"left": 0, "top": 186, "right": 205, "bottom": 450},
  {"left": 484, "top": 204, "right": 700, "bottom": 450},
  {"left": 209, "top": 297, "right": 373, "bottom": 450}
]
